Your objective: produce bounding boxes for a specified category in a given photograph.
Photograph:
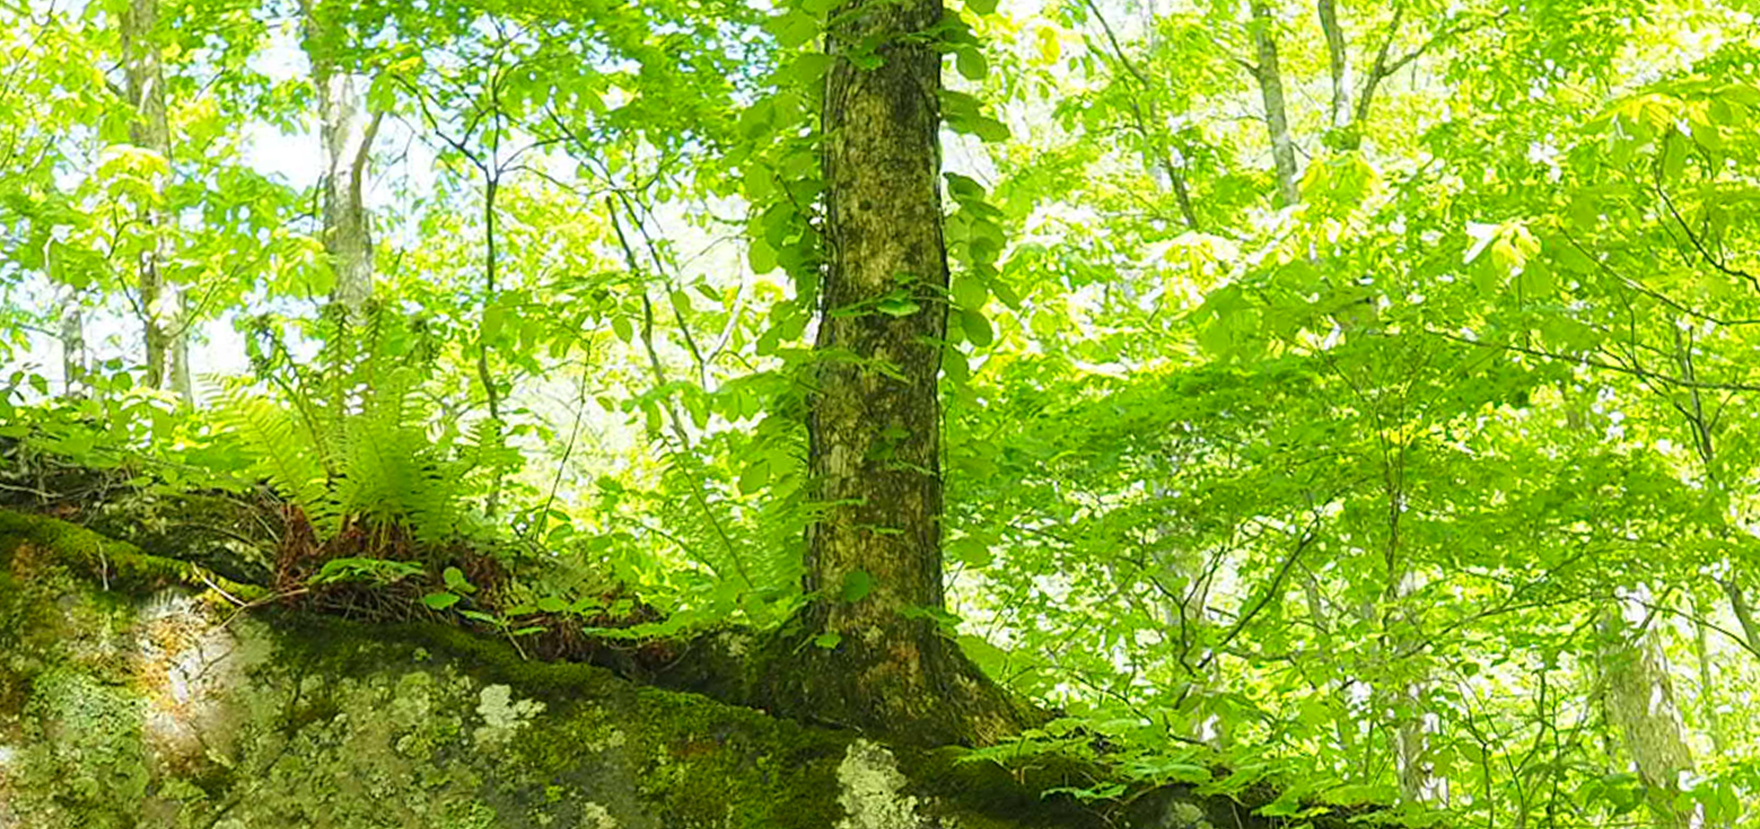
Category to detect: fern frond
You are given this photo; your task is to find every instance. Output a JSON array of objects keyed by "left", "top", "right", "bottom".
[{"left": 214, "top": 389, "right": 340, "bottom": 536}]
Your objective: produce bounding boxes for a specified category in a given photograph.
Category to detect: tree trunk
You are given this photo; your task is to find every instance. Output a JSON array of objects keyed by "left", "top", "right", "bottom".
[
  {"left": 1376, "top": 572, "right": 1444, "bottom": 806},
  {"left": 1692, "top": 595, "right": 1726, "bottom": 755},
  {"left": 121, "top": 0, "right": 177, "bottom": 393},
  {"left": 170, "top": 288, "right": 193, "bottom": 404},
  {"left": 54, "top": 287, "right": 85, "bottom": 398},
  {"left": 761, "top": 0, "right": 1030, "bottom": 747},
  {"left": 1316, "top": 0, "right": 1352, "bottom": 132},
  {"left": 1248, "top": 0, "right": 1300, "bottom": 206},
  {"left": 303, "top": 0, "right": 379, "bottom": 322},
  {"left": 1600, "top": 598, "right": 1698, "bottom": 829}
]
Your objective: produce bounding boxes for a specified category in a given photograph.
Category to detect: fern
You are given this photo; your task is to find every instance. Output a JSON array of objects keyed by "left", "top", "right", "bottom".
[
  {"left": 632, "top": 409, "right": 809, "bottom": 617},
  {"left": 214, "top": 390, "right": 341, "bottom": 535},
  {"left": 216, "top": 304, "right": 475, "bottom": 546}
]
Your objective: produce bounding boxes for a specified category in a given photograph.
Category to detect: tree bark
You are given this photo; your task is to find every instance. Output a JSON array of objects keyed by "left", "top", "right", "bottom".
[
  {"left": 1316, "top": 0, "right": 1352, "bottom": 131},
  {"left": 1248, "top": 0, "right": 1300, "bottom": 206},
  {"left": 1601, "top": 598, "right": 1698, "bottom": 829},
  {"left": 170, "top": 290, "right": 193, "bottom": 403},
  {"left": 121, "top": 0, "right": 178, "bottom": 394},
  {"left": 54, "top": 286, "right": 85, "bottom": 398},
  {"left": 762, "top": 0, "right": 1031, "bottom": 747},
  {"left": 303, "top": 0, "right": 379, "bottom": 323}
]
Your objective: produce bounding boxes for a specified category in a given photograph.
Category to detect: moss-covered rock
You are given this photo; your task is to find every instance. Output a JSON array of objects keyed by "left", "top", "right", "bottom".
[
  {"left": 0, "top": 508, "right": 1373, "bottom": 829},
  {"left": 0, "top": 510, "right": 1150, "bottom": 829}
]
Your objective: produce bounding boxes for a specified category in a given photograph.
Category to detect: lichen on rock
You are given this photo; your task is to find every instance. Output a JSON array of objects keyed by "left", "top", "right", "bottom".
[
  {"left": 836, "top": 739, "right": 922, "bottom": 829},
  {"left": 475, "top": 683, "right": 546, "bottom": 747}
]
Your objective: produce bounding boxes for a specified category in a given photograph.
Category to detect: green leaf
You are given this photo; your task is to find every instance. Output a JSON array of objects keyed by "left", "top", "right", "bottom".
[
  {"left": 813, "top": 631, "right": 843, "bottom": 649},
  {"left": 770, "top": 11, "right": 820, "bottom": 49},
  {"left": 443, "top": 566, "right": 477, "bottom": 594},
  {"left": 791, "top": 53, "right": 834, "bottom": 85},
  {"left": 961, "top": 307, "right": 994, "bottom": 347},
  {"left": 952, "top": 276, "right": 988, "bottom": 309},
  {"left": 949, "top": 535, "right": 993, "bottom": 568},
  {"left": 965, "top": 0, "right": 998, "bottom": 15},
  {"left": 423, "top": 592, "right": 461, "bottom": 610},
  {"left": 956, "top": 48, "right": 987, "bottom": 82},
  {"left": 841, "top": 569, "right": 874, "bottom": 603},
  {"left": 973, "top": 117, "right": 1010, "bottom": 143},
  {"left": 749, "top": 238, "right": 779, "bottom": 274},
  {"left": 876, "top": 297, "right": 921, "bottom": 317},
  {"left": 482, "top": 302, "right": 506, "bottom": 342},
  {"left": 536, "top": 596, "right": 569, "bottom": 613},
  {"left": 738, "top": 458, "right": 772, "bottom": 494}
]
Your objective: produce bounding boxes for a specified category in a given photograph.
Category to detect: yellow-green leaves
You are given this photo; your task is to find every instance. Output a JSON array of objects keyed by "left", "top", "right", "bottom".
[{"left": 1464, "top": 221, "right": 1541, "bottom": 294}]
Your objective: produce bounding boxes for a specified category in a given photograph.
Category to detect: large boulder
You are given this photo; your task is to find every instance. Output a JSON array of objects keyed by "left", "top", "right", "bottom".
[{"left": 1, "top": 510, "right": 1258, "bottom": 829}]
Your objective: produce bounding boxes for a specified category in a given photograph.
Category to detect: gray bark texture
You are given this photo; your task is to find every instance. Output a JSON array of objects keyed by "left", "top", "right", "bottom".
[
  {"left": 54, "top": 287, "right": 84, "bottom": 397},
  {"left": 303, "top": 0, "right": 379, "bottom": 321},
  {"left": 1316, "top": 0, "right": 1352, "bottom": 131},
  {"left": 1248, "top": 1, "right": 1300, "bottom": 206}
]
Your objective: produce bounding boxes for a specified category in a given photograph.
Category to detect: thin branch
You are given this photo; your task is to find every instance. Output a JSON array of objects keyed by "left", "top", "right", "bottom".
[
  {"left": 1654, "top": 153, "right": 1760, "bottom": 291},
  {"left": 1426, "top": 328, "right": 1760, "bottom": 393},
  {"left": 1080, "top": 0, "right": 1201, "bottom": 228},
  {"left": 1196, "top": 521, "right": 1319, "bottom": 672}
]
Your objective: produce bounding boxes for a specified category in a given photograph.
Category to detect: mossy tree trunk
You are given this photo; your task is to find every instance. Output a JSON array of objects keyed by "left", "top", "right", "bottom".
[
  {"left": 774, "top": 0, "right": 1028, "bottom": 747},
  {"left": 1601, "top": 600, "right": 1699, "bottom": 829}
]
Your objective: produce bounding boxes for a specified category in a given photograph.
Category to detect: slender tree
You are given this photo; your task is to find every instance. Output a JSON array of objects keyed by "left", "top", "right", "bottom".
[
  {"left": 120, "top": 0, "right": 190, "bottom": 402},
  {"left": 1247, "top": 0, "right": 1300, "bottom": 206},
  {"left": 55, "top": 286, "right": 85, "bottom": 397},
  {"left": 301, "top": 0, "right": 381, "bottom": 322}
]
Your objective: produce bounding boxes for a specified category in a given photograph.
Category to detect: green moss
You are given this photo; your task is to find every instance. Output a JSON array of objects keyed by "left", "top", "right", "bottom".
[
  {"left": 0, "top": 509, "right": 267, "bottom": 604},
  {"left": 618, "top": 685, "right": 851, "bottom": 829}
]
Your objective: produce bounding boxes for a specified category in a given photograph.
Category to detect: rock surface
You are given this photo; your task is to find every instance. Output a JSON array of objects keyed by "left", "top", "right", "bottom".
[{"left": 0, "top": 510, "right": 1295, "bottom": 829}]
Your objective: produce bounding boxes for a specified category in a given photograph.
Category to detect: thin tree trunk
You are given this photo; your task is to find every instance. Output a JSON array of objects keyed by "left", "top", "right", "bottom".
[
  {"left": 1300, "top": 568, "right": 1359, "bottom": 764},
  {"left": 303, "top": 0, "right": 380, "bottom": 322},
  {"left": 1081, "top": 0, "right": 1201, "bottom": 229},
  {"left": 1248, "top": 0, "right": 1300, "bottom": 206},
  {"left": 758, "top": 0, "right": 1031, "bottom": 748},
  {"left": 1159, "top": 539, "right": 1226, "bottom": 748},
  {"left": 1316, "top": 0, "right": 1352, "bottom": 132},
  {"left": 121, "top": 0, "right": 176, "bottom": 392},
  {"left": 1600, "top": 599, "right": 1697, "bottom": 829},
  {"left": 170, "top": 289, "right": 193, "bottom": 404},
  {"left": 55, "top": 287, "right": 85, "bottom": 398},
  {"left": 477, "top": 177, "right": 503, "bottom": 518},
  {"left": 1721, "top": 578, "right": 1760, "bottom": 655},
  {"left": 1384, "top": 572, "right": 1444, "bottom": 805},
  {"left": 1372, "top": 443, "right": 1442, "bottom": 805},
  {"left": 1693, "top": 595, "right": 1726, "bottom": 755}
]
